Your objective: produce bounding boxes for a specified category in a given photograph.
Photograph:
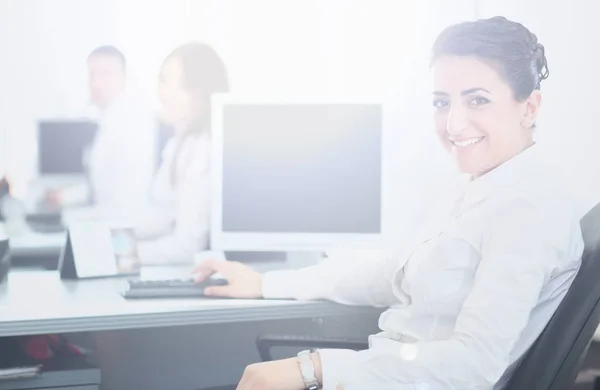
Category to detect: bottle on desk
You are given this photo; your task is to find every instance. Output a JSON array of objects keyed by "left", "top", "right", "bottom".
[
  {"left": 0, "top": 223, "right": 9, "bottom": 283},
  {"left": 0, "top": 182, "right": 28, "bottom": 238}
]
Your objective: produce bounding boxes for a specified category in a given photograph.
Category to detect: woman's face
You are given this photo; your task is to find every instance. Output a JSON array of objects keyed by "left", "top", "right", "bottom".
[
  {"left": 431, "top": 55, "right": 541, "bottom": 177},
  {"left": 158, "top": 57, "right": 196, "bottom": 131}
]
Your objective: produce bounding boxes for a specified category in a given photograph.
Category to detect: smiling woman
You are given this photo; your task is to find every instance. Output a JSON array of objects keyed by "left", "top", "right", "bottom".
[
  {"left": 430, "top": 16, "right": 550, "bottom": 177},
  {"left": 193, "top": 16, "right": 584, "bottom": 390}
]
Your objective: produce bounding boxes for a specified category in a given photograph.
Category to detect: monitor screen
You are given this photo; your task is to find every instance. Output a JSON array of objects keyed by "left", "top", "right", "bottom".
[
  {"left": 38, "top": 120, "right": 98, "bottom": 175},
  {"left": 220, "top": 103, "right": 382, "bottom": 235}
]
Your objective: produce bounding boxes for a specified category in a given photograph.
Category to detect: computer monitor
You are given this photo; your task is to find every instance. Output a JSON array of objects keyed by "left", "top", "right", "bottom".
[
  {"left": 211, "top": 95, "right": 383, "bottom": 252},
  {"left": 38, "top": 120, "right": 98, "bottom": 176}
]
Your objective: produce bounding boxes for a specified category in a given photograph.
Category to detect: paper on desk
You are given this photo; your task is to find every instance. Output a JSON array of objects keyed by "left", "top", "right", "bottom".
[{"left": 0, "top": 365, "right": 41, "bottom": 380}]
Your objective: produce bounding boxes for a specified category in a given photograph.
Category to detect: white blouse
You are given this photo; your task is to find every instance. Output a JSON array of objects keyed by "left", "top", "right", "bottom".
[
  {"left": 135, "top": 133, "right": 211, "bottom": 265},
  {"left": 87, "top": 95, "right": 156, "bottom": 212},
  {"left": 263, "top": 145, "right": 584, "bottom": 390},
  {"left": 60, "top": 94, "right": 156, "bottom": 211}
]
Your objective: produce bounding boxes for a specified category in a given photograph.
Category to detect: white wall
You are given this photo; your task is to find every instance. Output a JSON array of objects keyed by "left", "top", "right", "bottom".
[{"left": 477, "top": 0, "right": 600, "bottom": 214}]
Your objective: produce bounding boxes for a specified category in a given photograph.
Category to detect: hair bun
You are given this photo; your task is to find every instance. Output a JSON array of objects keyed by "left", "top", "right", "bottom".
[{"left": 533, "top": 42, "right": 550, "bottom": 86}]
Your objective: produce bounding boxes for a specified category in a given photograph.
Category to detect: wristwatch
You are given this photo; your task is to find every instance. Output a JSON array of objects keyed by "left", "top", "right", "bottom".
[{"left": 297, "top": 349, "right": 321, "bottom": 390}]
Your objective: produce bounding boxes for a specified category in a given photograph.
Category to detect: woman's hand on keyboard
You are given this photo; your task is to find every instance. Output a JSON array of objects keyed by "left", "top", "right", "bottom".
[{"left": 192, "top": 259, "right": 263, "bottom": 298}]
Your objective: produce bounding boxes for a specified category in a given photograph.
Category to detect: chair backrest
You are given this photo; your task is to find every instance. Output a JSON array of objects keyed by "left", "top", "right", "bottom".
[{"left": 505, "top": 203, "right": 600, "bottom": 389}]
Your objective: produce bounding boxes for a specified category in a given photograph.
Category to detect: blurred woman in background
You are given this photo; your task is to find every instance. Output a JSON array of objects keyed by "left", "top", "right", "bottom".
[{"left": 136, "top": 42, "right": 229, "bottom": 265}]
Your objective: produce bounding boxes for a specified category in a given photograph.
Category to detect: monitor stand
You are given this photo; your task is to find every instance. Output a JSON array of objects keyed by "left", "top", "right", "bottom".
[
  {"left": 285, "top": 251, "right": 323, "bottom": 269},
  {"left": 196, "top": 250, "right": 324, "bottom": 271}
]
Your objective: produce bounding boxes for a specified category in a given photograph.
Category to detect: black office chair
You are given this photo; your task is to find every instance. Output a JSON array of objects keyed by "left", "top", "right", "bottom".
[{"left": 257, "top": 203, "right": 600, "bottom": 390}]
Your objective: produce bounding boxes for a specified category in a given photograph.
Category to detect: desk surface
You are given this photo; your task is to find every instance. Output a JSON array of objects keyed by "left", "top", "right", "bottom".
[{"left": 0, "top": 270, "right": 371, "bottom": 337}]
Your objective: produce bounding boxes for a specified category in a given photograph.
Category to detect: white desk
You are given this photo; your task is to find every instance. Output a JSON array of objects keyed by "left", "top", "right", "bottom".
[{"left": 0, "top": 270, "right": 374, "bottom": 337}]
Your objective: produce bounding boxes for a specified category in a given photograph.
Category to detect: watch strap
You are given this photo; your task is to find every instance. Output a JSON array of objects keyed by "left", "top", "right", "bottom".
[{"left": 297, "top": 349, "right": 320, "bottom": 390}]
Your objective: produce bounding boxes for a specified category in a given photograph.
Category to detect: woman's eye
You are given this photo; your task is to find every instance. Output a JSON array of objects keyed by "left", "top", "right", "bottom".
[
  {"left": 432, "top": 99, "right": 449, "bottom": 108},
  {"left": 470, "top": 96, "right": 490, "bottom": 106}
]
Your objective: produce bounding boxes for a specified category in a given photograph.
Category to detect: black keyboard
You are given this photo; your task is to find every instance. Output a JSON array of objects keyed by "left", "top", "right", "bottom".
[{"left": 122, "top": 278, "right": 228, "bottom": 299}]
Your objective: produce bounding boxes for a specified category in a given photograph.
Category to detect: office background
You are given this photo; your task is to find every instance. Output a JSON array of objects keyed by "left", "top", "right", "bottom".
[
  {"left": 0, "top": 0, "right": 467, "bottom": 248},
  {"left": 1, "top": 0, "right": 598, "bottom": 246},
  {"left": 1, "top": 1, "right": 600, "bottom": 388}
]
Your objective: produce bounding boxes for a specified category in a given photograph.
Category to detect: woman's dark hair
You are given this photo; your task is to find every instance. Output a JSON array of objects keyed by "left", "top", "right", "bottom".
[
  {"left": 431, "top": 16, "right": 549, "bottom": 101},
  {"left": 163, "top": 42, "right": 229, "bottom": 186},
  {"left": 163, "top": 42, "right": 230, "bottom": 134}
]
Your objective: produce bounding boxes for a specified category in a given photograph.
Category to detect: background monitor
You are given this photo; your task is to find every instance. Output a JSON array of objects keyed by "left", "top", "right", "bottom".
[
  {"left": 38, "top": 120, "right": 98, "bottom": 176},
  {"left": 211, "top": 95, "right": 383, "bottom": 252}
]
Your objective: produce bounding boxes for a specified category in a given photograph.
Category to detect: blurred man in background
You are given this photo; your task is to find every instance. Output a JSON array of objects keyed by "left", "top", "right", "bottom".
[
  {"left": 50, "top": 46, "right": 157, "bottom": 215},
  {"left": 86, "top": 45, "right": 128, "bottom": 116}
]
